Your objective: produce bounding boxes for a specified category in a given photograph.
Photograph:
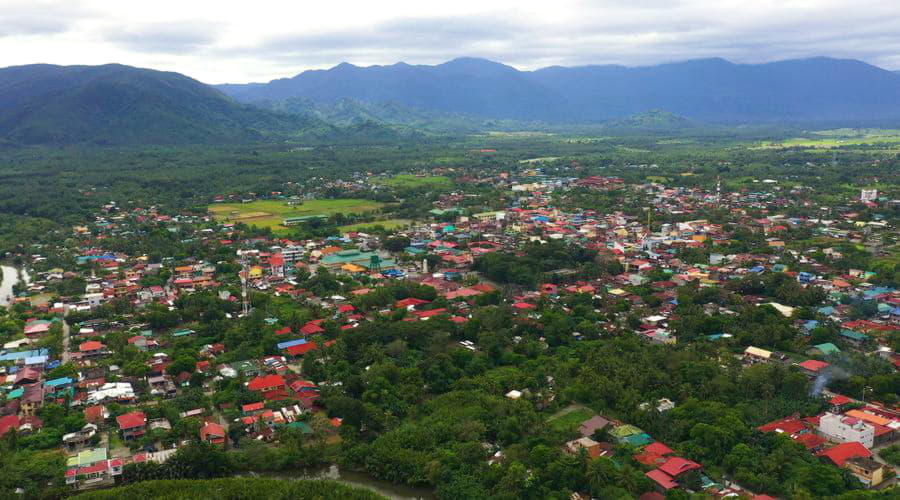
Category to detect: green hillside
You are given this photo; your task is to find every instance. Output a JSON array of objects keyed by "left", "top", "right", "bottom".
[{"left": 0, "top": 64, "right": 403, "bottom": 146}]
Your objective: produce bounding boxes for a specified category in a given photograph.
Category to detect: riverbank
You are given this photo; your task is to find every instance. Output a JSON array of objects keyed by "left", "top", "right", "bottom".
[{"left": 0, "top": 264, "right": 25, "bottom": 307}]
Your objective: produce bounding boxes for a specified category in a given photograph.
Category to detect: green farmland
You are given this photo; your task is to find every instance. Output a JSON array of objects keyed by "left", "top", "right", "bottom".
[{"left": 209, "top": 199, "right": 386, "bottom": 232}]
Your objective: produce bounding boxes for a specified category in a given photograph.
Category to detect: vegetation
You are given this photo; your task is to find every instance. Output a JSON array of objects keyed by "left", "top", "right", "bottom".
[{"left": 72, "top": 478, "right": 385, "bottom": 499}]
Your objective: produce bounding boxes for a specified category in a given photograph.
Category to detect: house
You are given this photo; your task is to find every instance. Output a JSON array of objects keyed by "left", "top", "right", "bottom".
[
  {"left": 646, "top": 469, "right": 679, "bottom": 492},
  {"left": 116, "top": 411, "right": 147, "bottom": 440},
  {"left": 65, "top": 448, "right": 123, "bottom": 489},
  {"left": 845, "top": 456, "right": 887, "bottom": 487},
  {"left": 579, "top": 415, "right": 611, "bottom": 437},
  {"left": 62, "top": 424, "right": 98, "bottom": 450},
  {"left": 818, "top": 413, "right": 875, "bottom": 448},
  {"left": 743, "top": 346, "right": 772, "bottom": 364},
  {"left": 797, "top": 359, "right": 829, "bottom": 377},
  {"left": 658, "top": 456, "right": 702, "bottom": 479},
  {"left": 200, "top": 421, "right": 226, "bottom": 446},
  {"left": 79, "top": 341, "right": 105, "bottom": 358},
  {"left": 565, "top": 437, "right": 603, "bottom": 458},
  {"left": 818, "top": 441, "right": 872, "bottom": 467},
  {"left": 247, "top": 373, "right": 285, "bottom": 392}
]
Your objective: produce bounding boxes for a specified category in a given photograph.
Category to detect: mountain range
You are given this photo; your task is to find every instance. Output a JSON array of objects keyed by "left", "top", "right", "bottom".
[
  {"left": 218, "top": 57, "right": 900, "bottom": 124},
  {"left": 1, "top": 57, "right": 900, "bottom": 146},
  {"left": 0, "top": 64, "right": 405, "bottom": 146}
]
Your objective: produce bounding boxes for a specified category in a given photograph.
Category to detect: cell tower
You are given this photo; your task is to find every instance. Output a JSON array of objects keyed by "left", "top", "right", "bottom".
[{"left": 716, "top": 175, "right": 722, "bottom": 201}]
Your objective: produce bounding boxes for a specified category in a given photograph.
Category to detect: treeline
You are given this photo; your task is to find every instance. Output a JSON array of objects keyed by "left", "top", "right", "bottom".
[{"left": 73, "top": 478, "right": 384, "bottom": 500}]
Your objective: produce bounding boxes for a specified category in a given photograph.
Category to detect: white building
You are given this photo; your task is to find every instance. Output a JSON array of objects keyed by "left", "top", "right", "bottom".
[
  {"left": 860, "top": 189, "right": 878, "bottom": 202},
  {"left": 818, "top": 412, "right": 875, "bottom": 449}
]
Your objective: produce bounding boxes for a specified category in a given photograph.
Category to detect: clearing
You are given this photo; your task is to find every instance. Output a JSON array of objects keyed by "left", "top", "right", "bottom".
[
  {"left": 372, "top": 174, "right": 451, "bottom": 189},
  {"left": 339, "top": 219, "right": 413, "bottom": 232},
  {"left": 547, "top": 404, "right": 595, "bottom": 434},
  {"left": 209, "top": 199, "right": 386, "bottom": 232}
]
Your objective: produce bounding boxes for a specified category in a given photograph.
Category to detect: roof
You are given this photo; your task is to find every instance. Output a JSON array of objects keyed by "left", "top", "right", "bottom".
[
  {"left": 744, "top": 346, "right": 772, "bottom": 359},
  {"left": 658, "top": 456, "right": 702, "bottom": 477},
  {"left": 247, "top": 374, "right": 285, "bottom": 392},
  {"left": 818, "top": 441, "right": 872, "bottom": 467},
  {"left": 200, "top": 421, "right": 225, "bottom": 438},
  {"left": 287, "top": 341, "right": 318, "bottom": 356},
  {"left": 579, "top": 415, "right": 610, "bottom": 436},
  {"left": 798, "top": 359, "right": 829, "bottom": 372},
  {"left": 79, "top": 340, "right": 103, "bottom": 352},
  {"left": 116, "top": 411, "right": 146, "bottom": 430},
  {"left": 830, "top": 395, "right": 852, "bottom": 406},
  {"left": 812, "top": 342, "right": 841, "bottom": 355},
  {"left": 0, "top": 415, "right": 19, "bottom": 436},
  {"left": 645, "top": 469, "right": 678, "bottom": 490},
  {"left": 844, "top": 409, "right": 892, "bottom": 427},
  {"left": 644, "top": 442, "right": 675, "bottom": 456},
  {"left": 794, "top": 433, "right": 826, "bottom": 450}
]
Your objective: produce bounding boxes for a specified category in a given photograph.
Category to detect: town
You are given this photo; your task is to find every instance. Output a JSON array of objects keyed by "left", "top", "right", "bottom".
[{"left": 1, "top": 152, "right": 898, "bottom": 500}]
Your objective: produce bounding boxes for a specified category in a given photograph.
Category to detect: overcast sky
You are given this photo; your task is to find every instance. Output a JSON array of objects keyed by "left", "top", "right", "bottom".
[{"left": 2, "top": 0, "right": 899, "bottom": 83}]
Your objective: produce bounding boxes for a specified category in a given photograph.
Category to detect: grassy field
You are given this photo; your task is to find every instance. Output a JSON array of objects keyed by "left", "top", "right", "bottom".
[
  {"left": 339, "top": 219, "right": 413, "bottom": 232},
  {"left": 755, "top": 129, "right": 900, "bottom": 149},
  {"left": 547, "top": 406, "right": 595, "bottom": 434},
  {"left": 372, "top": 174, "right": 451, "bottom": 189},
  {"left": 209, "top": 199, "right": 386, "bottom": 232}
]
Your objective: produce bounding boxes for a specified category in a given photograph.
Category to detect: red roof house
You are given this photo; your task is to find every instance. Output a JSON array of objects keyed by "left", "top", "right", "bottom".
[
  {"left": 200, "top": 421, "right": 226, "bottom": 445},
  {"left": 658, "top": 457, "right": 702, "bottom": 478},
  {"left": 247, "top": 374, "right": 286, "bottom": 393},
  {"left": 116, "top": 411, "right": 146, "bottom": 440},
  {"left": 818, "top": 442, "right": 872, "bottom": 467}
]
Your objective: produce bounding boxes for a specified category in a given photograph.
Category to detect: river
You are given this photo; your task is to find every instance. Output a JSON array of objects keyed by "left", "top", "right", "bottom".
[
  {"left": 249, "top": 465, "right": 435, "bottom": 500},
  {"left": 0, "top": 265, "right": 30, "bottom": 307}
]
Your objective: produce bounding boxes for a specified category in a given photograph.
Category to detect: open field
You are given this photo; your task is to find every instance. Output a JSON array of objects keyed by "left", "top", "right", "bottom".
[
  {"left": 209, "top": 199, "right": 386, "bottom": 232},
  {"left": 754, "top": 128, "right": 900, "bottom": 149},
  {"left": 339, "top": 219, "right": 413, "bottom": 232},
  {"left": 372, "top": 174, "right": 451, "bottom": 189},
  {"left": 547, "top": 405, "right": 595, "bottom": 434}
]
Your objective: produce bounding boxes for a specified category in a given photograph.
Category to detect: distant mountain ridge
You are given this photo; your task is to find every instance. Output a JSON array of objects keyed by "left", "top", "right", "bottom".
[
  {"left": 218, "top": 57, "right": 900, "bottom": 124},
  {"left": 0, "top": 64, "right": 405, "bottom": 146}
]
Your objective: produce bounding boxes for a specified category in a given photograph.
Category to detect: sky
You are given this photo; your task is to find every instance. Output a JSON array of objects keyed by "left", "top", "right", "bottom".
[{"left": 2, "top": 0, "right": 899, "bottom": 83}]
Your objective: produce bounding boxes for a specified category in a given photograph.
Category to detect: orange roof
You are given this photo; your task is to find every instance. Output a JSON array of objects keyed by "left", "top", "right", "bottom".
[
  {"left": 320, "top": 246, "right": 342, "bottom": 255},
  {"left": 845, "top": 409, "right": 891, "bottom": 427}
]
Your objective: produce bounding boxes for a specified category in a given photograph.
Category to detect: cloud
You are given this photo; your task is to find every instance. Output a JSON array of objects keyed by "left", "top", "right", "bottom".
[
  {"left": 2, "top": 0, "right": 900, "bottom": 82},
  {"left": 226, "top": 1, "right": 900, "bottom": 80},
  {"left": 0, "top": 1, "right": 92, "bottom": 37},
  {"left": 104, "top": 21, "right": 221, "bottom": 54}
]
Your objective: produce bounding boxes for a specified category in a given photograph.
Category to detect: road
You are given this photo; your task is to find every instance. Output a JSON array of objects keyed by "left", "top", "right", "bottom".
[{"left": 60, "top": 309, "right": 71, "bottom": 363}]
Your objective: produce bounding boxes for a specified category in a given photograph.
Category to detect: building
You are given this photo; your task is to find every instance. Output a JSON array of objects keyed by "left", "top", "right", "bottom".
[
  {"left": 579, "top": 415, "right": 611, "bottom": 437},
  {"left": 200, "top": 421, "right": 226, "bottom": 446},
  {"left": 845, "top": 456, "right": 887, "bottom": 487},
  {"left": 116, "top": 411, "right": 147, "bottom": 440},
  {"left": 818, "top": 413, "right": 875, "bottom": 448},
  {"left": 743, "top": 346, "right": 772, "bottom": 364},
  {"left": 65, "top": 448, "right": 122, "bottom": 489},
  {"left": 565, "top": 437, "right": 603, "bottom": 459}
]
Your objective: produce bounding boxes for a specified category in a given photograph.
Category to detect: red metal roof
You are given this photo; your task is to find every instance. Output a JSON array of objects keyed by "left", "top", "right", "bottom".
[
  {"left": 818, "top": 442, "right": 872, "bottom": 467},
  {"left": 116, "top": 411, "right": 146, "bottom": 430},
  {"left": 658, "top": 456, "right": 702, "bottom": 477},
  {"left": 645, "top": 469, "right": 678, "bottom": 490},
  {"left": 247, "top": 374, "right": 285, "bottom": 392}
]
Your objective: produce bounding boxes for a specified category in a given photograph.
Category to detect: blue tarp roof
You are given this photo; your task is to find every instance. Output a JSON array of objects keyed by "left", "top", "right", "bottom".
[{"left": 277, "top": 339, "right": 307, "bottom": 350}]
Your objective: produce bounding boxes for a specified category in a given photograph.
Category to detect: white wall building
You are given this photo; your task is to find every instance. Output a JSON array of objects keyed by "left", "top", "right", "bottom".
[{"left": 818, "top": 412, "right": 875, "bottom": 448}]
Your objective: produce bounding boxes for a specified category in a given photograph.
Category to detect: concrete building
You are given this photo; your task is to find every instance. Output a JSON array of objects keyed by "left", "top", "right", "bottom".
[{"left": 818, "top": 412, "right": 875, "bottom": 448}]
